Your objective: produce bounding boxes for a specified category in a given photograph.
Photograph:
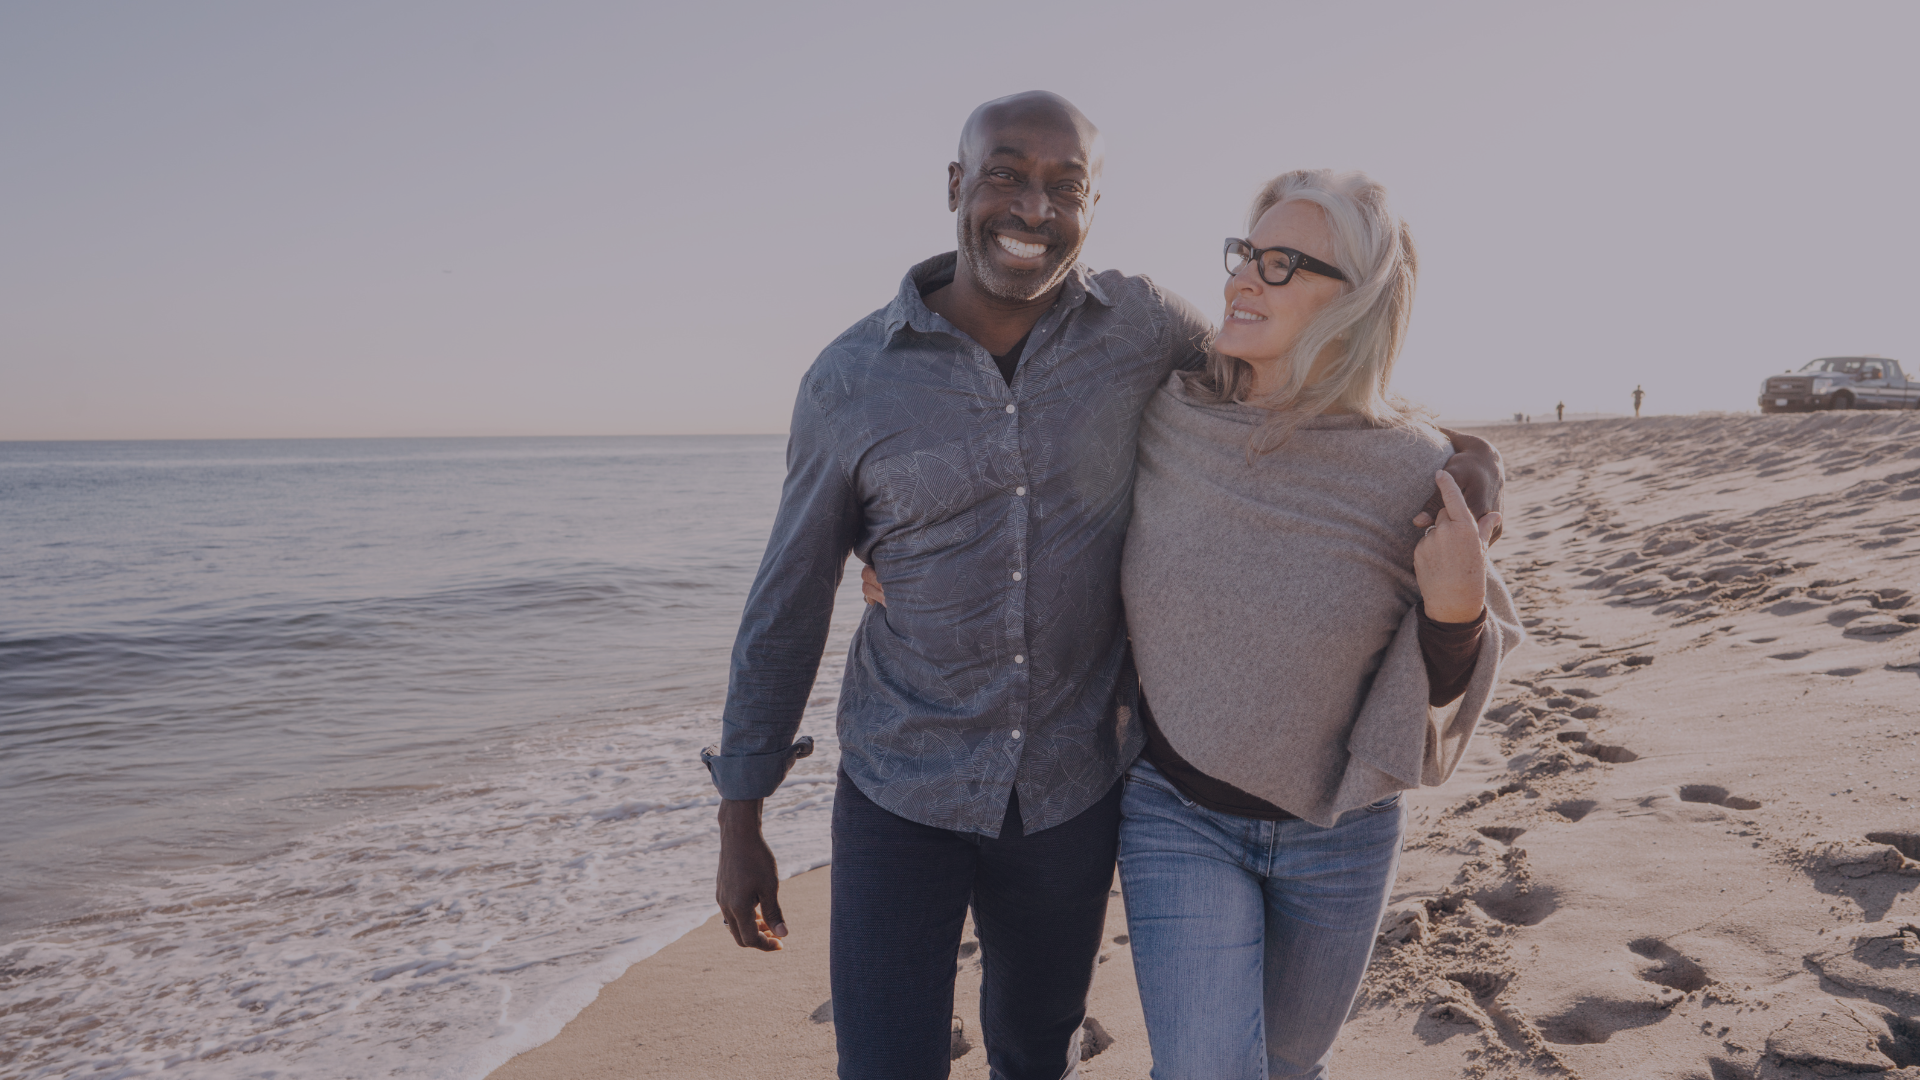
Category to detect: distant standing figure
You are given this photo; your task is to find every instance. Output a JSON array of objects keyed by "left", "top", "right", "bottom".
[
  {"left": 1556, "top": 401, "right": 1564, "bottom": 422},
  {"left": 1632, "top": 385, "right": 1645, "bottom": 417}
]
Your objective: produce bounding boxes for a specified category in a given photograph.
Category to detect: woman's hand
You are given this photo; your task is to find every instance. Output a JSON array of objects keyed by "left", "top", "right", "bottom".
[
  {"left": 1415, "top": 470, "right": 1500, "bottom": 623},
  {"left": 860, "top": 564, "right": 887, "bottom": 607}
]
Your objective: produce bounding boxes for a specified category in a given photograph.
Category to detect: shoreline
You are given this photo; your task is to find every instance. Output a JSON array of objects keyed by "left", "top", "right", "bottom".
[{"left": 483, "top": 864, "right": 1156, "bottom": 1079}]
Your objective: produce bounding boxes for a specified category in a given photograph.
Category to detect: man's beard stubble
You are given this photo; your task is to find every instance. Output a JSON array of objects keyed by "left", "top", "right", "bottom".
[{"left": 958, "top": 212, "right": 1084, "bottom": 303}]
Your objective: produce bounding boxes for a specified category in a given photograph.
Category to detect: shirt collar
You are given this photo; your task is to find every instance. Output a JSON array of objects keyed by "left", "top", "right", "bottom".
[{"left": 883, "top": 252, "right": 1112, "bottom": 339}]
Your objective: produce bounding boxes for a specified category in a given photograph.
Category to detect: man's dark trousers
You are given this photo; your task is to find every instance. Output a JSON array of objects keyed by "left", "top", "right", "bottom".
[{"left": 830, "top": 769, "right": 1123, "bottom": 1080}]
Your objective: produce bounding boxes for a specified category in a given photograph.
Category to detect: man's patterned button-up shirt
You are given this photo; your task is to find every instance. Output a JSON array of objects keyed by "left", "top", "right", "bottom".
[{"left": 704, "top": 252, "right": 1212, "bottom": 836}]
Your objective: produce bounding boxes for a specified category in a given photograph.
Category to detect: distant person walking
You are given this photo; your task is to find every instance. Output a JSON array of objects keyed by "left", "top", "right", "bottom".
[
  {"left": 1632, "top": 385, "right": 1645, "bottom": 418},
  {"left": 1556, "top": 401, "right": 1564, "bottom": 422}
]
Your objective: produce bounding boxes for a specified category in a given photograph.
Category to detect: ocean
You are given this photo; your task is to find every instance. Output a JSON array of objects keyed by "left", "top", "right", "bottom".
[{"left": 0, "top": 436, "right": 863, "bottom": 1080}]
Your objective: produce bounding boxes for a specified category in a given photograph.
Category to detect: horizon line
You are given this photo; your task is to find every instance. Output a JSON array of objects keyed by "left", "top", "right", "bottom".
[{"left": 0, "top": 431, "right": 795, "bottom": 445}]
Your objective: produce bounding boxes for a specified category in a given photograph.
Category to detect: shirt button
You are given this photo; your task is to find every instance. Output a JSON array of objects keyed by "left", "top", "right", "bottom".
[
  {"left": 1012, "top": 571, "right": 1022, "bottom": 581},
  {"left": 1014, "top": 654, "right": 1025, "bottom": 664},
  {"left": 1004, "top": 403, "right": 1016, "bottom": 414},
  {"left": 1011, "top": 729, "right": 1022, "bottom": 740},
  {"left": 1015, "top": 485, "right": 1027, "bottom": 496}
]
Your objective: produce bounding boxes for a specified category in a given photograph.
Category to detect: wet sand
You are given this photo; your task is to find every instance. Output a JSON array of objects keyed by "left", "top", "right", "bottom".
[{"left": 491, "top": 413, "right": 1920, "bottom": 1080}]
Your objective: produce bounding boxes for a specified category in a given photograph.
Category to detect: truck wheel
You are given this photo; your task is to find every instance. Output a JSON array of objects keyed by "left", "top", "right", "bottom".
[{"left": 1832, "top": 391, "right": 1855, "bottom": 410}]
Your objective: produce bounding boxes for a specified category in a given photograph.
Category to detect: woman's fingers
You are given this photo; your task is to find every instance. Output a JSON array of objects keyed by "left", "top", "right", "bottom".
[
  {"left": 859, "top": 565, "right": 887, "bottom": 606},
  {"left": 1434, "top": 470, "right": 1474, "bottom": 529},
  {"left": 1417, "top": 472, "right": 1492, "bottom": 623}
]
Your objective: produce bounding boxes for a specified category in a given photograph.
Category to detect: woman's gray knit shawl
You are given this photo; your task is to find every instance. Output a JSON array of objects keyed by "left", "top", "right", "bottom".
[{"left": 1122, "top": 374, "right": 1524, "bottom": 827}]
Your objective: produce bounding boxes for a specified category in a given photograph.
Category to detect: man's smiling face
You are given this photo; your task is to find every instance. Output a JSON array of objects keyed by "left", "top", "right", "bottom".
[{"left": 948, "top": 94, "right": 1101, "bottom": 303}]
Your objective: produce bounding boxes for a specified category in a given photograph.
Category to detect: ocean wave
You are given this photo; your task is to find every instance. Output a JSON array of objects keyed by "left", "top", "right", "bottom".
[{"left": 0, "top": 679, "right": 846, "bottom": 1080}]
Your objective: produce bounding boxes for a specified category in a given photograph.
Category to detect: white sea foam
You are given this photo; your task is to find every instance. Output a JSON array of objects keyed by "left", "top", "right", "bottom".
[{"left": 0, "top": 669, "right": 845, "bottom": 1080}]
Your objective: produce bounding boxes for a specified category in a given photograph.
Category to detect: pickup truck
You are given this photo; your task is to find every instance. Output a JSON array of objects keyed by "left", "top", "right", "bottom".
[{"left": 1759, "top": 357, "right": 1920, "bottom": 412}]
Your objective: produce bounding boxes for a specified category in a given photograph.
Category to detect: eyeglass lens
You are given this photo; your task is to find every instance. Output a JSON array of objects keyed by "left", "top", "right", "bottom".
[{"left": 1224, "top": 241, "right": 1295, "bottom": 285}]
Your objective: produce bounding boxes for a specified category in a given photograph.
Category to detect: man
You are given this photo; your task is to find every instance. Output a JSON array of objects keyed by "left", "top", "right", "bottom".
[
  {"left": 1633, "top": 385, "right": 1646, "bottom": 417},
  {"left": 705, "top": 91, "right": 1501, "bottom": 1079},
  {"left": 1556, "top": 400, "right": 1565, "bottom": 422}
]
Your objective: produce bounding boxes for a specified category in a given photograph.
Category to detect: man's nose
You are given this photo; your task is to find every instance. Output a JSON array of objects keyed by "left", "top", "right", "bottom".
[{"left": 1008, "top": 182, "right": 1056, "bottom": 229}]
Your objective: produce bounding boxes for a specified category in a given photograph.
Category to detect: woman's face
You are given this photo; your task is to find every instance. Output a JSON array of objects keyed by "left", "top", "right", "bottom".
[{"left": 1214, "top": 200, "right": 1347, "bottom": 374}]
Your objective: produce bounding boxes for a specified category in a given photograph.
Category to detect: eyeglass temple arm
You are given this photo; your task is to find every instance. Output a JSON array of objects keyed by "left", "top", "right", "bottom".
[{"left": 1293, "top": 254, "right": 1347, "bottom": 282}]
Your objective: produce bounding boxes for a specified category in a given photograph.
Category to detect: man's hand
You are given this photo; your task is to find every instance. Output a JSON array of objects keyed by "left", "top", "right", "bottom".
[
  {"left": 1418, "top": 428, "right": 1505, "bottom": 544},
  {"left": 1415, "top": 471, "right": 1501, "bottom": 623},
  {"left": 715, "top": 799, "right": 787, "bottom": 951},
  {"left": 860, "top": 564, "right": 887, "bottom": 607}
]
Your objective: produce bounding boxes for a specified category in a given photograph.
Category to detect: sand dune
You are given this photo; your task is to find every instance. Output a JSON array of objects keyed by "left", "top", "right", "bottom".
[{"left": 491, "top": 413, "right": 1920, "bottom": 1080}]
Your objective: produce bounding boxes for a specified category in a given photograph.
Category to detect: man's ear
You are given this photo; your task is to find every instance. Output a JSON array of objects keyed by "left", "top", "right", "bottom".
[{"left": 947, "top": 162, "right": 963, "bottom": 212}]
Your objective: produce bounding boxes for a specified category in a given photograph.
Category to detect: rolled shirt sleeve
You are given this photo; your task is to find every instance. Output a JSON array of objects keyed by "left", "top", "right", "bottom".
[
  {"left": 702, "top": 371, "right": 860, "bottom": 800},
  {"left": 701, "top": 737, "right": 816, "bottom": 801}
]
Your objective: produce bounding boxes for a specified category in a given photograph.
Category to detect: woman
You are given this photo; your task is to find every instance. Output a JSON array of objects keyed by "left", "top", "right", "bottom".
[{"left": 1118, "top": 169, "right": 1522, "bottom": 1078}]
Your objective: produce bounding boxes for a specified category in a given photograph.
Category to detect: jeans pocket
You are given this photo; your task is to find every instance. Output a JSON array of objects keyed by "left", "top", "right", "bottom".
[
  {"left": 1125, "top": 765, "right": 1197, "bottom": 809},
  {"left": 1366, "top": 792, "right": 1403, "bottom": 812}
]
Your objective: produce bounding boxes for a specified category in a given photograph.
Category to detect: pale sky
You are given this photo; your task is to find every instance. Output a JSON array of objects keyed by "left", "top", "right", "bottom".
[{"left": 3, "top": 2, "right": 1915, "bottom": 440}]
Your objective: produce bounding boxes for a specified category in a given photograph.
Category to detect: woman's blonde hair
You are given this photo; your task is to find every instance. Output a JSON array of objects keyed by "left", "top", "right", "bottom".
[{"left": 1187, "top": 168, "right": 1429, "bottom": 452}]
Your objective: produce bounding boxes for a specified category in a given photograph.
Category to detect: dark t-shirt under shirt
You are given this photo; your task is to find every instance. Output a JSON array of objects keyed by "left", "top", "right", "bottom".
[
  {"left": 915, "top": 269, "right": 1033, "bottom": 386},
  {"left": 990, "top": 332, "right": 1031, "bottom": 385}
]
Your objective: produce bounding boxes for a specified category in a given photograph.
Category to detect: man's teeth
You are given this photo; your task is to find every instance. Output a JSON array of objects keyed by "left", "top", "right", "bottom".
[
  {"left": 995, "top": 235, "right": 1047, "bottom": 259},
  {"left": 1230, "top": 308, "right": 1267, "bottom": 322}
]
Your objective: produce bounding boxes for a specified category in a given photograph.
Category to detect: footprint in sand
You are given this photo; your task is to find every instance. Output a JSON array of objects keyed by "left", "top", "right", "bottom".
[
  {"left": 1678, "top": 784, "right": 1764, "bottom": 811},
  {"left": 1844, "top": 616, "right": 1918, "bottom": 639},
  {"left": 1471, "top": 879, "right": 1560, "bottom": 926},
  {"left": 1766, "top": 598, "right": 1826, "bottom": 616},
  {"left": 1533, "top": 994, "right": 1672, "bottom": 1045},
  {"left": 1443, "top": 970, "right": 1510, "bottom": 1001},
  {"left": 1551, "top": 799, "right": 1597, "bottom": 822},
  {"left": 1626, "top": 937, "right": 1713, "bottom": 992},
  {"left": 1476, "top": 826, "right": 1527, "bottom": 844},
  {"left": 1864, "top": 831, "right": 1920, "bottom": 860},
  {"left": 1580, "top": 742, "right": 1640, "bottom": 764}
]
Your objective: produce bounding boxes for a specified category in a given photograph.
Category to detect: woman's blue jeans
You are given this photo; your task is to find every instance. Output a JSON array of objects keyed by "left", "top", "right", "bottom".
[{"left": 1117, "top": 760, "right": 1405, "bottom": 1079}]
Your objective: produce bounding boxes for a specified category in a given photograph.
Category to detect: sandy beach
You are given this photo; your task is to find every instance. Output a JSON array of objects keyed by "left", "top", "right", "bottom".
[{"left": 490, "top": 413, "right": 1920, "bottom": 1080}]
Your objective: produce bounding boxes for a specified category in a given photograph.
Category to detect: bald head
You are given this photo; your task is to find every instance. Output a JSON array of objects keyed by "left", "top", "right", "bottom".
[
  {"left": 942, "top": 91, "right": 1103, "bottom": 304},
  {"left": 957, "top": 91, "right": 1103, "bottom": 182}
]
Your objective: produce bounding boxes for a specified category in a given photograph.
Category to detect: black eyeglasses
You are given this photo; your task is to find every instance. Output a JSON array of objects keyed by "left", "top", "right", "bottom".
[{"left": 1223, "top": 238, "right": 1348, "bottom": 286}]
